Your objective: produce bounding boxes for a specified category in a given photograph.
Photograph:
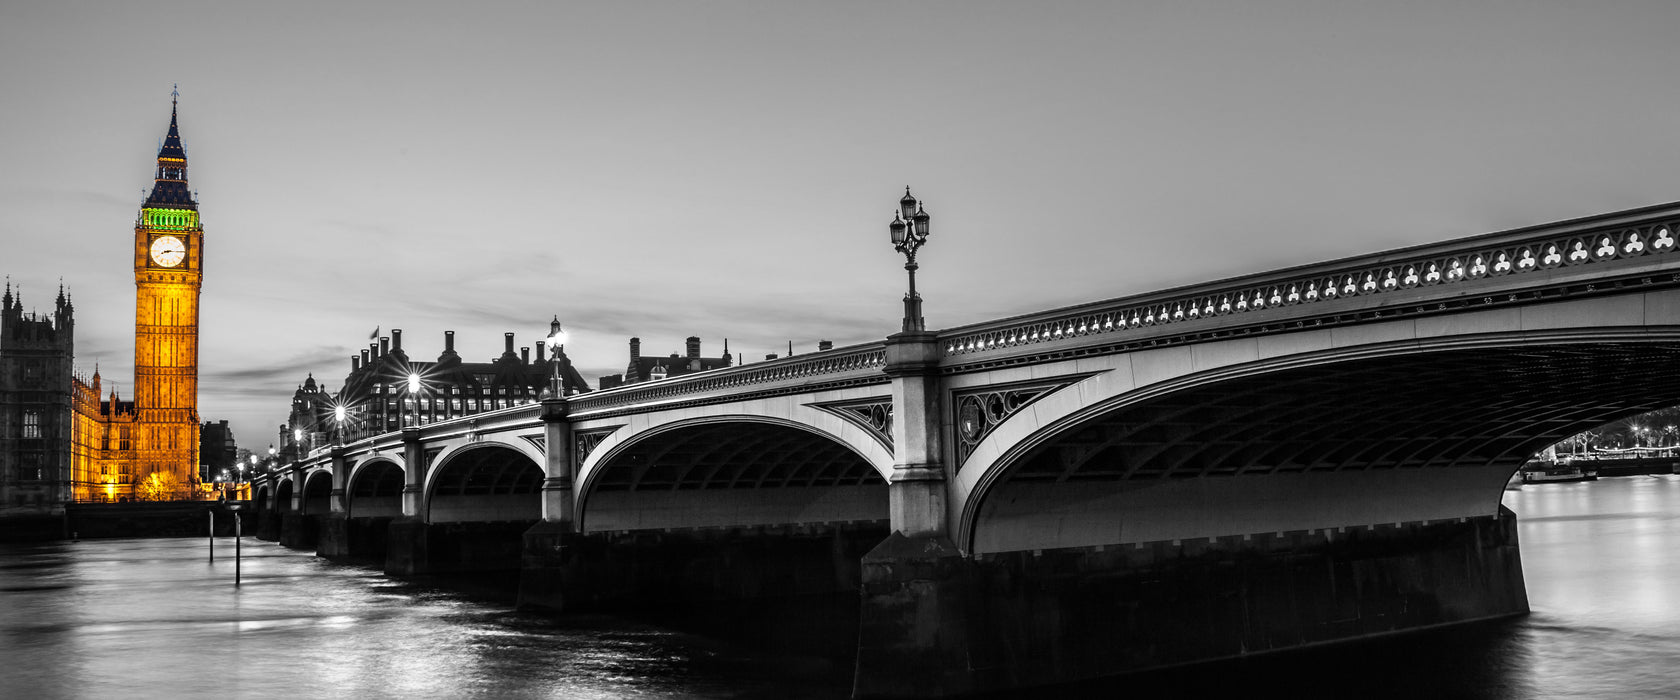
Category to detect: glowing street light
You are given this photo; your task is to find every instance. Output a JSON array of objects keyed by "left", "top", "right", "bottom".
[
  {"left": 887, "top": 187, "right": 932, "bottom": 332},
  {"left": 406, "top": 372, "right": 424, "bottom": 427},
  {"left": 545, "top": 317, "right": 569, "bottom": 398},
  {"left": 333, "top": 403, "right": 348, "bottom": 444}
]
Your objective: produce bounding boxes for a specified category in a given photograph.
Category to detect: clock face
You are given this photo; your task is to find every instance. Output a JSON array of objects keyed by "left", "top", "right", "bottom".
[{"left": 150, "top": 236, "right": 186, "bottom": 267}]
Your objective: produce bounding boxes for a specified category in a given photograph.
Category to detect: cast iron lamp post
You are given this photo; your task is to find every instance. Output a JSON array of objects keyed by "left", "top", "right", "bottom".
[
  {"left": 545, "top": 318, "right": 569, "bottom": 398},
  {"left": 407, "top": 372, "right": 423, "bottom": 427},
  {"left": 889, "top": 187, "right": 932, "bottom": 332}
]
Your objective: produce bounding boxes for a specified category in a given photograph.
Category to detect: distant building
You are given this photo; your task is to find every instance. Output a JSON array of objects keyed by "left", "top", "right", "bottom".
[
  {"left": 0, "top": 284, "right": 76, "bottom": 514},
  {"left": 199, "top": 420, "right": 237, "bottom": 482},
  {"left": 598, "top": 336, "right": 733, "bottom": 390},
  {"left": 284, "top": 319, "right": 592, "bottom": 450}
]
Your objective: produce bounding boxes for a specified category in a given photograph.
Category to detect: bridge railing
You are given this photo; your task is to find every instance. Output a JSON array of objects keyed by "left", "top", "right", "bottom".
[
  {"left": 567, "top": 342, "right": 889, "bottom": 414},
  {"left": 939, "top": 201, "right": 1680, "bottom": 357}
]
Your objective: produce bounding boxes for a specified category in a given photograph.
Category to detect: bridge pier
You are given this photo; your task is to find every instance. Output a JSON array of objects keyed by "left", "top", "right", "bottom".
[
  {"left": 853, "top": 507, "right": 1528, "bottom": 698},
  {"left": 317, "top": 513, "right": 351, "bottom": 558},
  {"left": 255, "top": 514, "right": 280, "bottom": 541},
  {"left": 521, "top": 520, "right": 888, "bottom": 611},
  {"left": 278, "top": 512, "right": 319, "bottom": 549},
  {"left": 384, "top": 517, "right": 534, "bottom": 575},
  {"left": 317, "top": 515, "right": 395, "bottom": 562}
]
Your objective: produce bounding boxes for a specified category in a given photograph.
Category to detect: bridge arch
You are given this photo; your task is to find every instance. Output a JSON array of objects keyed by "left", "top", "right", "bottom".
[
  {"left": 346, "top": 458, "right": 404, "bottom": 519},
  {"left": 958, "top": 327, "right": 1680, "bottom": 553},
  {"left": 300, "top": 470, "right": 334, "bottom": 516},
  {"left": 424, "top": 442, "right": 543, "bottom": 524},
  {"left": 577, "top": 414, "right": 888, "bottom": 533},
  {"left": 273, "top": 477, "right": 295, "bottom": 516}
]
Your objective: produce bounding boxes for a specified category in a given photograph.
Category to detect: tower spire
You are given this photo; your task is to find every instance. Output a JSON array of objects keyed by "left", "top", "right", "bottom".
[{"left": 145, "top": 89, "right": 195, "bottom": 210}]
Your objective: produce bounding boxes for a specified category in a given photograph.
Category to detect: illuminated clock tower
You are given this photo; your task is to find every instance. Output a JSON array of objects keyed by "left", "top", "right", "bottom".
[{"left": 131, "top": 93, "right": 202, "bottom": 500}]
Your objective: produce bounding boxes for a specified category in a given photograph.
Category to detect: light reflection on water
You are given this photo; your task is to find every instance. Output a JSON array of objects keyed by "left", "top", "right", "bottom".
[
  {"left": 3, "top": 476, "right": 1680, "bottom": 699},
  {"left": 0, "top": 537, "right": 848, "bottom": 700}
]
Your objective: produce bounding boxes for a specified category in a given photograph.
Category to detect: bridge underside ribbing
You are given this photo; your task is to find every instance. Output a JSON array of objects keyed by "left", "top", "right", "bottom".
[
  {"left": 583, "top": 421, "right": 887, "bottom": 532},
  {"left": 429, "top": 446, "right": 543, "bottom": 523},
  {"left": 976, "top": 341, "right": 1680, "bottom": 553},
  {"left": 862, "top": 339, "right": 1680, "bottom": 697}
]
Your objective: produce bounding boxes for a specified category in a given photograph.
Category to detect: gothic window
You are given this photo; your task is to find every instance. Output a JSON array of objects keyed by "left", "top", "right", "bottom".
[
  {"left": 23, "top": 411, "right": 40, "bottom": 438},
  {"left": 119, "top": 427, "right": 132, "bottom": 451}
]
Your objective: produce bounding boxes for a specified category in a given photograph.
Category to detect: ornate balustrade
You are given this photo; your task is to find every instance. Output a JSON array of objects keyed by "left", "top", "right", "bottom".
[
  {"left": 567, "top": 344, "right": 889, "bottom": 415},
  {"left": 939, "top": 202, "right": 1680, "bottom": 357}
]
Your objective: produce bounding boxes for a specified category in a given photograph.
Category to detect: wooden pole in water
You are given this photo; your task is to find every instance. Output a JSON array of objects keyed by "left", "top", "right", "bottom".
[
  {"left": 234, "top": 512, "right": 242, "bottom": 587},
  {"left": 208, "top": 510, "right": 215, "bottom": 562}
]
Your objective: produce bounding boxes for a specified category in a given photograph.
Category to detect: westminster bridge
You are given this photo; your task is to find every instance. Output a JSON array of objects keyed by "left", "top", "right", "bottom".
[{"left": 249, "top": 200, "right": 1680, "bottom": 698}]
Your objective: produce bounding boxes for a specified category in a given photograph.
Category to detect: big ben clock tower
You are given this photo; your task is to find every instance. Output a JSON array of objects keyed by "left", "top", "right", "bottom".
[{"left": 131, "top": 92, "right": 202, "bottom": 500}]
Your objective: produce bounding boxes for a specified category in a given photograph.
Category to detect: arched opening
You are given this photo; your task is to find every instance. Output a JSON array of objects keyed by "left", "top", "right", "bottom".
[
  {"left": 969, "top": 342, "right": 1680, "bottom": 554},
  {"left": 274, "top": 479, "right": 294, "bottom": 515},
  {"left": 582, "top": 419, "right": 886, "bottom": 532},
  {"left": 252, "top": 486, "right": 271, "bottom": 521},
  {"left": 348, "top": 461, "right": 403, "bottom": 518},
  {"left": 401, "top": 445, "right": 543, "bottom": 574},
  {"left": 329, "top": 460, "right": 405, "bottom": 563},
  {"left": 301, "top": 471, "right": 332, "bottom": 516},
  {"left": 941, "top": 340, "right": 1680, "bottom": 691},
  {"left": 570, "top": 419, "right": 888, "bottom": 654},
  {"left": 427, "top": 445, "right": 542, "bottom": 524}
]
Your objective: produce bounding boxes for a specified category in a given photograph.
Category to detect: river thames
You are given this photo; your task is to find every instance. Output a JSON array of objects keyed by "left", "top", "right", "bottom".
[{"left": 3, "top": 475, "right": 1679, "bottom": 699}]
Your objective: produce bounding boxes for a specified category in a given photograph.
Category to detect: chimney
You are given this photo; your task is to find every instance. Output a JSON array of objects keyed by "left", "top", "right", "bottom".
[
  {"left": 535, "top": 341, "right": 546, "bottom": 363},
  {"left": 630, "top": 337, "right": 642, "bottom": 364},
  {"left": 351, "top": 356, "right": 360, "bottom": 372},
  {"left": 504, "top": 332, "right": 515, "bottom": 355},
  {"left": 391, "top": 328, "right": 403, "bottom": 352},
  {"left": 362, "top": 348, "right": 371, "bottom": 366},
  {"left": 818, "top": 339, "right": 833, "bottom": 351},
  {"left": 521, "top": 347, "right": 530, "bottom": 364},
  {"left": 444, "top": 330, "right": 455, "bottom": 353},
  {"left": 379, "top": 337, "right": 389, "bottom": 358},
  {"left": 686, "top": 336, "right": 701, "bottom": 359}
]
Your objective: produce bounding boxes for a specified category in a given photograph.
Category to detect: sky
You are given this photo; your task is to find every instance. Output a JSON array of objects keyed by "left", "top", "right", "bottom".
[{"left": 4, "top": 1, "right": 1680, "bottom": 450}]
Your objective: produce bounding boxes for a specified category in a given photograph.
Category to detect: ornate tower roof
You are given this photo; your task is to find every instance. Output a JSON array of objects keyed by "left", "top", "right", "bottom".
[{"left": 144, "top": 88, "right": 197, "bottom": 211}]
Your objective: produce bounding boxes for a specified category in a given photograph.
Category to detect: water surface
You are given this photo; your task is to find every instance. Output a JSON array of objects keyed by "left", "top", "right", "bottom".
[{"left": 3, "top": 476, "right": 1679, "bottom": 699}]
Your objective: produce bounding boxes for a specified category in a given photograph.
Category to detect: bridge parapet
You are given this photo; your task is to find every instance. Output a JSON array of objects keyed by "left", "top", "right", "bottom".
[
  {"left": 939, "top": 201, "right": 1680, "bottom": 359},
  {"left": 567, "top": 343, "right": 888, "bottom": 417}
]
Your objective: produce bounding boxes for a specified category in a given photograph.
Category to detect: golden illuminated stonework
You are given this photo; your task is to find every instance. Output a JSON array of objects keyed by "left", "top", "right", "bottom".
[{"left": 68, "top": 94, "right": 205, "bottom": 502}]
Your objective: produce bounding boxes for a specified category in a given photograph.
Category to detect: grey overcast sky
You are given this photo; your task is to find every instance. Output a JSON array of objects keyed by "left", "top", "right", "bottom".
[{"left": 4, "top": 1, "right": 1680, "bottom": 449}]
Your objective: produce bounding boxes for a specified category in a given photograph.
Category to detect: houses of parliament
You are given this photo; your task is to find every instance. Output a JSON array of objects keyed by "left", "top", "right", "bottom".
[{"left": 0, "top": 96, "right": 209, "bottom": 511}]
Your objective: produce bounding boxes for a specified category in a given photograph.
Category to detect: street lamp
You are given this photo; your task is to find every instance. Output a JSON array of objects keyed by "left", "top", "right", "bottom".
[
  {"left": 334, "top": 403, "right": 348, "bottom": 444},
  {"left": 406, "top": 372, "right": 423, "bottom": 427},
  {"left": 545, "top": 316, "right": 569, "bottom": 398},
  {"left": 888, "top": 187, "right": 932, "bottom": 332}
]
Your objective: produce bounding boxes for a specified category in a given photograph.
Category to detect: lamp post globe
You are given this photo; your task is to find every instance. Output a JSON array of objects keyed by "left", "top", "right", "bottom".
[
  {"left": 888, "top": 187, "right": 932, "bottom": 332},
  {"left": 546, "top": 317, "right": 569, "bottom": 397}
]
